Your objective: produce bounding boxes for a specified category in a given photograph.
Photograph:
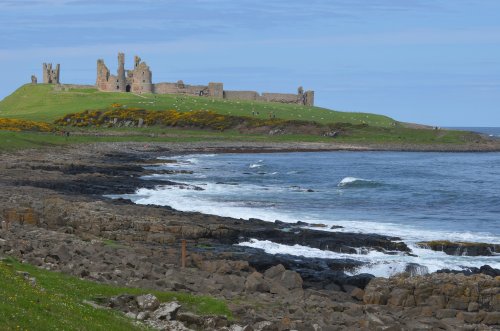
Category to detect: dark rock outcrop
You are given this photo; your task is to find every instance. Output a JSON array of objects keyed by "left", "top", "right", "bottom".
[
  {"left": 417, "top": 240, "right": 500, "bottom": 256},
  {"left": 437, "top": 264, "right": 500, "bottom": 277}
]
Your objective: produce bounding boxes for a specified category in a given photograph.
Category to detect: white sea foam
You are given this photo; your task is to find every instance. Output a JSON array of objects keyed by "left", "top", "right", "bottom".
[
  {"left": 117, "top": 152, "right": 500, "bottom": 278},
  {"left": 130, "top": 183, "right": 292, "bottom": 222},
  {"left": 141, "top": 173, "right": 207, "bottom": 180},
  {"left": 238, "top": 239, "right": 500, "bottom": 277},
  {"left": 338, "top": 177, "right": 362, "bottom": 185},
  {"left": 128, "top": 181, "right": 499, "bottom": 245},
  {"left": 158, "top": 154, "right": 216, "bottom": 160},
  {"left": 325, "top": 220, "right": 500, "bottom": 245},
  {"left": 153, "top": 154, "right": 216, "bottom": 169},
  {"left": 338, "top": 177, "right": 378, "bottom": 187}
]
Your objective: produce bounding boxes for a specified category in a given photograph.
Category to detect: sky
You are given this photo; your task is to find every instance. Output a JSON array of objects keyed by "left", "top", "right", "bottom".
[{"left": 0, "top": 0, "right": 499, "bottom": 126}]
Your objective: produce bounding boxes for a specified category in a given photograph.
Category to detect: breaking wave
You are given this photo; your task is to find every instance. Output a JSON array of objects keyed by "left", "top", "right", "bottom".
[
  {"left": 238, "top": 239, "right": 500, "bottom": 278},
  {"left": 337, "top": 177, "right": 381, "bottom": 188}
]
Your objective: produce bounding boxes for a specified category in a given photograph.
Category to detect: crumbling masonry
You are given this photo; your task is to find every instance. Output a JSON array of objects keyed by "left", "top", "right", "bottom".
[
  {"left": 96, "top": 53, "right": 314, "bottom": 106},
  {"left": 43, "top": 63, "right": 60, "bottom": 84}
]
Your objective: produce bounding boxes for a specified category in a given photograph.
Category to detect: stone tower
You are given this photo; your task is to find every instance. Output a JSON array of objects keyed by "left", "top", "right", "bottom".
[
  {"left": 42, "top": 63, "right": 60, "bottom": 84},
  {"left": 304, "top": 90, "right": 314, "bottom": 107},
  {"left": 117, "top": 53, "right": 127, "bottom": 92},
  {"left": 131, "top": 55, "right": 153, "bottom": 94},
  {"left": 96, "top": 59, "right": 111, "bottom": 90},
  {"left": 208, "top": 82, "right": 224, "bottom": 98}
]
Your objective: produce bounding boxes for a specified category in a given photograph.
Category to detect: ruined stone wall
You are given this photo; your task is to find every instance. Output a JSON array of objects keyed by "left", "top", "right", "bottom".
[
  {"left": 223, "top": 91, "right": 259, "bottom": 101},
  {"left": 96, "top": 58, "right": 123, "bottom": 92},
  {"left": 261, "top": 93, "right": 300, "bottom": 104},
  {"left": 304, "top": 91, "right": 314, "bottom": 107},
  {"left": 94, "top": 53, "right": 314, "bottom": 105},
  {"left": 42, "top": 63, "right": 60, "bottom": 84},
  {"left": 223, "top": 89, "right": 313, "bottom": 106},
  {"left": 208, "top": 82, "right": 224, "bottom": 99},
  {"left": 153, "top": 82, "right": 208, "bottom": 96},
  {"left": 185, "top": 85, "right": 208, "bottom": 96},
  {"left": 96, "top": 59, "right": 111, "bottom": 91},
  {"left": 98, "top": 74, "right": 120, "bottom": 92},
  {"left": 131, "top": 57, "right": 153, "bottom": 94},
  {"left": 153, "top": 83, "right": 179, "bottom": 94}
]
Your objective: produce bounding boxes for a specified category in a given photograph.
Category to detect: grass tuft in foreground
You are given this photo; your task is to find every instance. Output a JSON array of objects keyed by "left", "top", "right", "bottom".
[{"left": 0, "top": 257, "right": 232, "bottom": 330}]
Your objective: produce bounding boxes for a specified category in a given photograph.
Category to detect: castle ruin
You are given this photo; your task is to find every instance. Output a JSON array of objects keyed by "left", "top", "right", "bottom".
[
  {"left": 96, "top": 53, "right": 314, "bottom": 106},
  {"left": 42, "top": 63, "right": 60, "bottom": 84},
  {"left": 97, "top": 53, "right": 153, "bottom": 94}
]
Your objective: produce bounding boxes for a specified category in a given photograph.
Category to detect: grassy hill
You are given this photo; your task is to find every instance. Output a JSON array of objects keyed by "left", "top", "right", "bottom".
[
  {"left": 0, "top": 84, "right": 492, "bottom": 152},
  {"left": 0, "top": 84, "right": 396, "bottom": 127}
]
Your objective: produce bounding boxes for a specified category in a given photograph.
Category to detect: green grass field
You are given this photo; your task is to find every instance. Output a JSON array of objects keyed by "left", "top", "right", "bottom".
[
  {"left": 0, "top": 126, "right": 482, "bottom": 153},
  {"left": 0, "top": 257, "right": 232, "bottom": 330},
  {"left": 0, "top": 84, "right": 488, "bottom": 151},
  {"left": 0, "top": 84, "right": 396, "bottom": 127}
]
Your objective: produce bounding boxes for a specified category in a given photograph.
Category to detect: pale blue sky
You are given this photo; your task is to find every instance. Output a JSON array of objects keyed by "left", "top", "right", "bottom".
[{"left": 0, "top": 0, "right": 499, "bottom": 126}]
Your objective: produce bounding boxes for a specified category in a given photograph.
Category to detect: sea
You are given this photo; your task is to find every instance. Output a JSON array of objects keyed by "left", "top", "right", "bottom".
[
  {"left": 449, "top": 127, "right": 500, "bottom": 138},
  {"left": 116, "top": 132, "right": 500, "bottom": 278}
]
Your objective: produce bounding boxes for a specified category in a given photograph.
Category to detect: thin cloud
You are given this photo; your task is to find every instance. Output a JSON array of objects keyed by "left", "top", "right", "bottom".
[{"left": 0, "top": 0, "right": 450, "bottom": 50}]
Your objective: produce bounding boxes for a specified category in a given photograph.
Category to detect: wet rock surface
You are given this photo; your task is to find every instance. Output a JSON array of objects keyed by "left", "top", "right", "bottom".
[
  {"left": 1, "top": 142, "right": 499, "bottom": 330},
  {"left": 437, "top": 264, "right": 500, "bottom": 277},
  {"left": 417, "top": 240, "right": 500, "bottom": 256},
  {"left": 0, "top": 144, "right": 411, "bottom": 290}
]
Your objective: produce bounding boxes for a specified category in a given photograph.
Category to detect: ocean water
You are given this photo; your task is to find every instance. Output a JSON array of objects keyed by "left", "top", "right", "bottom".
[
  {"left": 119, "top": 151, "right": 500, "bottom": 277},
  {"left": 450, "top": 127, "right": 500, "bottom": 138}
]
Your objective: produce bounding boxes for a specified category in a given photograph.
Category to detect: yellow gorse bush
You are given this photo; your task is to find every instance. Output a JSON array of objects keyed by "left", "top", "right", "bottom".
[
  {"left": 0, "top": 118, "right": 53, "bottom": 132},
  {"left": 54, "top": 106, "right": 362, "bottom": 133},
  {"left": 55, "top": 107, "right": 290, "bottom": 131}
]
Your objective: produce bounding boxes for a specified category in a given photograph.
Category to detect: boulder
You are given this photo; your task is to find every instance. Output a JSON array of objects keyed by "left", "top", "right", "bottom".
[
  {"left": 177, "top": 312, "right": 204, "bottom": 327},
  {"left": 152, "top": 301, "right": 181, "bottom": 321},
  {"left": 482, "top": 312, "right": 500, "bottom": 325},
  {"left": 435, "top": 309, "right": 458, "bottom": 319},
  {"left": 264, "top": 264, "right": 286, "bottom": 279},
  {"left": 221, "top": 274, "right": 245, "bottom": 293},
  {"left": 343, "top": 273, "right": 375, "bottom": 289},
  {"left": 108, "top": 294, "right": 138, "bottom": 312},
  {"left": 136, "top": 294, "right": 160, "bottom": 311},
  {"left": 363, "top": 278, "right": 391, "bottom": 305},
  {"left": 350, "top": 287, "right": 365, "bottom": 301},
  {"left": 252, "top": 321, "right": 278, "bottom": 331},
  {"left": 136, "top": 311, "right": 149, "bottom": 321},
  {"left": 245, "top": 272, "right": 270, "bottom": 293},
  {"left": 279, "top": 270, "right": 303, "bottom": 290},
  {"left": 125, "top": 312, "right": 137, "bottom": 319}
]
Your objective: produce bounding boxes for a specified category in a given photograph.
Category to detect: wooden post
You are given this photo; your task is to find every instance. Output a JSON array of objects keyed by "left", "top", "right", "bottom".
[{"left": 181, "top": 239, "right": 187, "bottom": 268}]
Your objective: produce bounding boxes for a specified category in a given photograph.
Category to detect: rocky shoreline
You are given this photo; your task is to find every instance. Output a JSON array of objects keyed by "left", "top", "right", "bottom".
[{"left": 1, "top": 142, "right": 499, "bottom": 330}]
